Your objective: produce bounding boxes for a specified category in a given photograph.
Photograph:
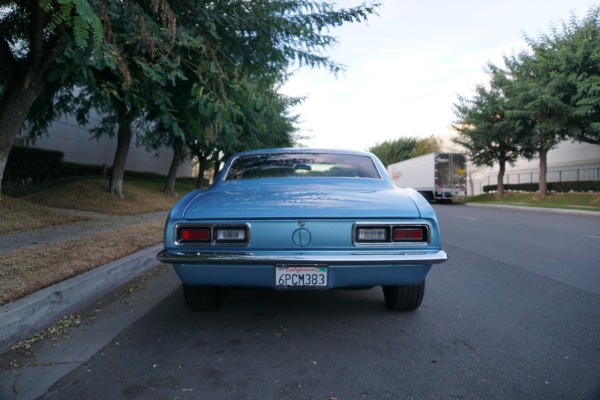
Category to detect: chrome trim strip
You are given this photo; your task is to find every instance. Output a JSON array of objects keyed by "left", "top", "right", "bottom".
[{"left": 157, "top": 249, "right": 448, "bottom": 265}]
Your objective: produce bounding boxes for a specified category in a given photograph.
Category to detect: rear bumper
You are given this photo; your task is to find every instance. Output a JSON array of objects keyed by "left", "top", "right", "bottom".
[
  {"left": 157, "top": 249, "right": 448, "bottom": 265},
  {"left": 157, "top": 249, "right": 447, "bottom": 289}
]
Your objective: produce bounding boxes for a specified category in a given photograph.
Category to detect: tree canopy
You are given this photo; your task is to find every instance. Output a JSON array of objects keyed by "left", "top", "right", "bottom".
[
  {"left": 368, "top": 135, "right": 442, "bottom": 167},
  {"left": 0, "top": 0, "right": 380, "bottom": 197},
  {"left": 452, "top": 6, "right": 600, "bottom": 196},
  {"left": 452, "top": 64, "right": 532, "bottom": 196}
]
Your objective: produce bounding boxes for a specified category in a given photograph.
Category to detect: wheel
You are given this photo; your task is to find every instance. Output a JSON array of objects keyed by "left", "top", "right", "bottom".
[
  {"left": 183, "top": 284, "right": 226, "bottom": 311},
  {"left": 420, "top": 191, "right": 434, "bottom": 202},
  {"left": 382, "top": 280, "right": 425, "bottom": 311},
  {"left": 437, "top": 198, "right": 453, "bottom": 204}
]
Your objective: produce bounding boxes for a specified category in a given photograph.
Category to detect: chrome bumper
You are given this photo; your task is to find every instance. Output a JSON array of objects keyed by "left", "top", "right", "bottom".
[{"left": 157, "top": 249, "right": 448, "bottom": 266}]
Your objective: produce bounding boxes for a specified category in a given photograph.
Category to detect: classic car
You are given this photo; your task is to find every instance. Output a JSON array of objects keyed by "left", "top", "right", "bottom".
[{"left": 157, "top": 148, "right": 448, "bottom": 311}]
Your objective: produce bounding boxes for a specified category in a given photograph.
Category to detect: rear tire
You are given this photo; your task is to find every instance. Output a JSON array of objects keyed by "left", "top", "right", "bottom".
[
  {"left": 382, "top": 281, "right": 425, "bottom": 311},
  {"left": 183, "top": 284, "right": 226, "bottom": 311}
]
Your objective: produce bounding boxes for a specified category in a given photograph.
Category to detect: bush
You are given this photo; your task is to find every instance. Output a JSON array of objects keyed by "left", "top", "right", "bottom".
[
  {"left": 57, "top": 162, "right": 106, "bottom": 177},
  {"left": 2, "top": 147, "right": 206, "bottom": 197},
  {"left": 3, "top": 146, "right": 64, "bottom": 187},
  {"left": 483, "top": 181, "right": 600, "bottom": 193}
]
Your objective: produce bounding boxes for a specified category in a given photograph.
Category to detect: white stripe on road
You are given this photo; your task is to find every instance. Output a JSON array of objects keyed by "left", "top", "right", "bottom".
[{"left": 451, "top": 215, "right": 478, "bottom": 221}]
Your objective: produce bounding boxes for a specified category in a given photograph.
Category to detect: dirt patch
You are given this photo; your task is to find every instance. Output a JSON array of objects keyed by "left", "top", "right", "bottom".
[
  {"left": 0, "top": 219, "right": 164, "bottom": 306},
  {"left": 0, "top": 197, "right": 84, "bottom": 234},
  {"left": 22, "top": 179, "right": 180, "bottom": 215},
  {"left": 0, "top": 178, "right": 188, "bottom": 306}
]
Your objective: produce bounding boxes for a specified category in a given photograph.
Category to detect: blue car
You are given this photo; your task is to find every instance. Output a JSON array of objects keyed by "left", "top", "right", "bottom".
[{"left": 157, "top": 148, "right": 448, "bottom": 311}]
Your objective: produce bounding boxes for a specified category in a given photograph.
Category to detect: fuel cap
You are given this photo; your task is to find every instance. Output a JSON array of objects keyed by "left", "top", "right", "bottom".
[{"left": 292, "top": 228, "right": 311, "bottom": 247}]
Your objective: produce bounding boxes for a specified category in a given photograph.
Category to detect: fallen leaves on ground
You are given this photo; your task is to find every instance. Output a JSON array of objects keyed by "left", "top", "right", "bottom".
[
  {"left": 0, "top": 220, "right": 164, "bottom": 306},
  {"left": 0, "top": 196, "right": 84, "bottom": 234}
]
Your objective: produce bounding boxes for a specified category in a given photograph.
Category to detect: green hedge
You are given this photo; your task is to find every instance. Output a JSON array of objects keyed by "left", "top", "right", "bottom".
[
  {"left": 483, "top": 181, "right": 600, "bottom": 193},
  {"left": 57, "top": 161, "right": 106, "bottom": 177},
  {"left": 3, "top": 146, "right": 64, "bottom": 187},
  {"left": 2, "top": 146, "right": 204, "bottom": 195}
]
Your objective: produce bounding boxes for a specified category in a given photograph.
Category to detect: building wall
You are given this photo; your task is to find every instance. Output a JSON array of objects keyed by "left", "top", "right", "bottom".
[
  {"left": 22, "top": 113, "right": 193, "bottom": 177},
  {"left": 468, "top": 141, "right": 600, "bottom": 195}
]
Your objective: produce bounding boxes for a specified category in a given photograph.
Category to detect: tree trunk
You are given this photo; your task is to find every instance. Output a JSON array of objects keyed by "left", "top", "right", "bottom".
[
  {"left": 496, "top": 159, "right": 506, "bottom": 196},
  {"left": 0, "top": 1, "right": 55, "bottom": 199},
  {"left": 109, "top": 127, "right": 131, "bottom": 198},
  {"left": 0, "top": 77, "right": 45, "bottom": 199},
  {"left": 212, "top": 150, "right": 221, "bottom": 182},
  {"left": 0, "top": 155, "right": 7, "bottom": 199},
  {"left": 538, "top": 148, "right": 549, "bottom": 196},
  {"left": 163, "top": 137, "right": 184, "bottom": 196},
  {"left": 108, "top": 102, "right": 139, "bottom": 197},
  {"left": 196, "top": 157, "right": 206, "bottom": 189}
]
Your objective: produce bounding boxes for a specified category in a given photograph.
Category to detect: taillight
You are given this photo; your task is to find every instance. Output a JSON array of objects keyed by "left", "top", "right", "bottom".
[
  {"left": 354, "top": 224, "right": 428, "bottom": 244},
  {"left": 393, "top": 227, "right": 425, "bottom": 241},
  {"left": 177, "top": 227, "right": 211, "bottom": 244},
  {"left": 175, "top": 224, "right": 250, "bottom": 245}
]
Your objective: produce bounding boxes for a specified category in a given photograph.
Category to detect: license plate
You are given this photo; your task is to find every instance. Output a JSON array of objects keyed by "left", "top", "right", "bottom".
[{"left": 275, "top": 265, "right": 328, "bottom": 288}]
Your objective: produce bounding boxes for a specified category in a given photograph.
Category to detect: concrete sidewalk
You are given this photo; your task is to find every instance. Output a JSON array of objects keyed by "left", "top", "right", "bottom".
[
  {"left": 0, "top": 210, "right": 181, "bottom": 399},
  {"left": 0, "top": 252, "right": 181, "bottom": 400},
  {"left": 0, "top": 244, "right": 164, "bottom": 354},
  {"left": 0, "top": 210, "right": 170, "bottom": 353}
]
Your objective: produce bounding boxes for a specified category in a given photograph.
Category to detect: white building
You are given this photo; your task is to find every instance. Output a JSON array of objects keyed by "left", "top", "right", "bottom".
[
  {"left": 20, "top": 113, "right": 193, "bottom": 177},
  {"left": 465, "top": 141, "right": 600, "bottom": 195}
]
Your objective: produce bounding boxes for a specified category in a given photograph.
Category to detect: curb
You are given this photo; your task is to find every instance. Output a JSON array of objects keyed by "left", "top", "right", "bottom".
[
  {"left": 464, "top": 202, "right": 600, "bottom": 216},
  {"left": 0, "top": 245, "right": 162, "bottom": 354}
]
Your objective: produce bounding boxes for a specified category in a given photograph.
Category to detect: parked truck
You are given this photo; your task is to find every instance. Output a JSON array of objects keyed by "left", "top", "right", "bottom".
[{"left": 387, "top": 152, "right": 467, "bottom": 203}]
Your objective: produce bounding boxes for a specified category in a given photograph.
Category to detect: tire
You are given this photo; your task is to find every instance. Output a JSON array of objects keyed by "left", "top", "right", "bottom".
[
  {"left": 183, "top": 284, "right": 226, "bottom": 311},
  {"left": 382, "top": 280, "right": 425, "bottom": 311},
  {"left": 437, "top": 198, "right": 453, "bottom": 204},
  {"left": 420, "top": 191, "right": 434, "bottom": 203}
]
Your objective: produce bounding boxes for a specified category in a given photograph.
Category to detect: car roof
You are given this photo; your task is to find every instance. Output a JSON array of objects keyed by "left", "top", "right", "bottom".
[{"left": 231, "top": 147, "right": 376, "bottom": 158}]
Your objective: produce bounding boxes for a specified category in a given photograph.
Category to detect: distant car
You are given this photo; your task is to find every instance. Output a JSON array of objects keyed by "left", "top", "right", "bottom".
[{"left": 157, "top": 148, "right": 448, "bottom": 311}]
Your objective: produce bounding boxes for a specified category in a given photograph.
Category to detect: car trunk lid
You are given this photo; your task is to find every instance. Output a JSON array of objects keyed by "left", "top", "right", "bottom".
[{"left": 182, "top": 182, "right": 421, "bottom": 219}]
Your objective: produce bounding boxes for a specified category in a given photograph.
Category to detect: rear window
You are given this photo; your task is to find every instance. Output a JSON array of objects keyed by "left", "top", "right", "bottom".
[{"left": 225, "top": 152, "right": 381, "bottom": 180}]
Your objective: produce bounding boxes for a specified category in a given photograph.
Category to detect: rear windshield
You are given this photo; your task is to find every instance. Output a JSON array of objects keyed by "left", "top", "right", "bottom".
[{"left": 225, "top": 153, "right": 381, "bottom": 180}]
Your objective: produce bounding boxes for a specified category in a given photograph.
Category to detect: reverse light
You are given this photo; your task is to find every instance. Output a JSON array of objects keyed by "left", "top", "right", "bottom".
[
  {"left": 215, "top": 227, "right": 248, "bottom": 243},
  {"left": 356, "top": 227, "right": 389, "bottom": 242}
]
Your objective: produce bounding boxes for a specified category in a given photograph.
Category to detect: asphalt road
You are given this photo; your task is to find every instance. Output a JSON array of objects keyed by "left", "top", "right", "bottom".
[{"left": 3, "top": 204, "right": 600, "bottom": 400}]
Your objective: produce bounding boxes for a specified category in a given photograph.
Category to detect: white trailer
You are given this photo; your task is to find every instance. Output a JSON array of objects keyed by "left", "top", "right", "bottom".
[{"left": 387, "top": 152, "right": 467, "bottom": 203}]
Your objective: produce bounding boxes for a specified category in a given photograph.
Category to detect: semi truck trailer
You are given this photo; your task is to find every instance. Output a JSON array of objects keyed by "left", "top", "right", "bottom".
[{"left": 387, "top": 152, "right": 467, "bottom": 203}]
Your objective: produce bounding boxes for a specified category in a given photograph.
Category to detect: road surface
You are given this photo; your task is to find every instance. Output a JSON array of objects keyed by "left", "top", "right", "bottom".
[{"left": 1, "top": 204, "right": 599, "bottom": 400}]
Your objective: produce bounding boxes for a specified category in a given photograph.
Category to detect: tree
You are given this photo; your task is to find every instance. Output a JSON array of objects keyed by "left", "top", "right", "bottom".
[
  {"left": 0, "top": 0, "right": 184, "bottom": 198},
  {"left": 452, "top": 6, "right": 600, "bottom": 196},
  {"left": 82, "top": 0, "right": 181, "bottom": 197},
  {"left": 505, "top": 6, "right": 600, "bottom": 195},
  {"left": 409, "top": 135, "right": 442, "bottom": 159},
  {"left": 368, "top": 137, "right": 417, "bottom": 167},
  {"left": 1, "top": 0, "right": 379, "bottom": 198},
  {"left": 453, "top": 64, "right": 529, "bottom": 196},
  {"left": 369, "top": 136, "right": 442, "bottom": 167},
  {"left": 0, "top": 0, "right": 102, "bottom": 198},
  {"left": 150, "top": 0, "right": 380, "bottom": 193},
  {"left": 503, "top": 50, "right": 571, "bottom": 196},
  {"left": 554, "top": 7, "right": 600, "bottom": 145}
]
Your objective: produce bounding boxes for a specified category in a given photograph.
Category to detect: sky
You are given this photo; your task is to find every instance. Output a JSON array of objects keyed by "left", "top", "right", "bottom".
[{"left": 280, "top": 0, "right": 600, "bottom": 152}]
